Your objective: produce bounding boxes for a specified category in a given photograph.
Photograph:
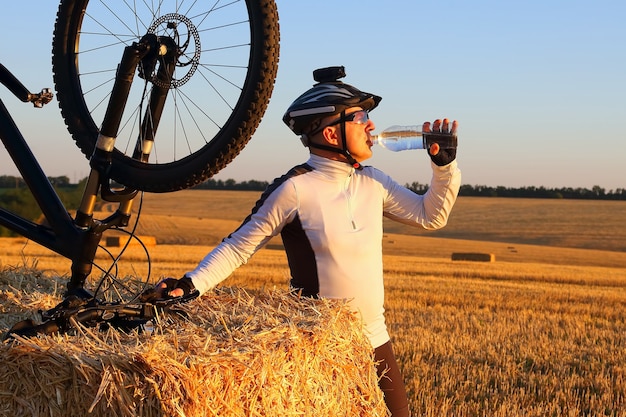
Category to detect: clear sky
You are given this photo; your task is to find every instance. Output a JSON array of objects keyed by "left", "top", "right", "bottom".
[{"left": 1, "top": 1, "right": 625, "bottom": 190}]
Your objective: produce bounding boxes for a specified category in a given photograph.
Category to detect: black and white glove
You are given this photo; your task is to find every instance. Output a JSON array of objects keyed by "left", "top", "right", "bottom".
[
  {"left": 145, "top": 275, "right": 199, "bottom": 301},
  {"left": 423, "top": 118, "right": 458, "bottom": 166}
]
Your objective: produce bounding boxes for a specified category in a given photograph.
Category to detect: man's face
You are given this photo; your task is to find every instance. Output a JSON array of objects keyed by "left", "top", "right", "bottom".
[
  {"left": 308, "top": 106, "right": 376, "bottom": 163},
  {"left": 341, "top": 107, "right": 376, "bottom": 162}
]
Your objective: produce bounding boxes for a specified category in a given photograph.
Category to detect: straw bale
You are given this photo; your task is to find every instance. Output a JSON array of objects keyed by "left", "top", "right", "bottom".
[
  {"left": 105, "top": 235, "right": 157, "bottom": 247},
  {"left": 0, "top": 266, "right": 389, "bottom": 417},
  {"left": 451, "top": 252, "right": 496, "bottom": 262}
]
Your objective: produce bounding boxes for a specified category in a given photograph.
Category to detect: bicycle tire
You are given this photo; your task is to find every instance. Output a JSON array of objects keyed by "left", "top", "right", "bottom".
[{"left": 52, "top": 0, "right": 279, "bottom": 192}]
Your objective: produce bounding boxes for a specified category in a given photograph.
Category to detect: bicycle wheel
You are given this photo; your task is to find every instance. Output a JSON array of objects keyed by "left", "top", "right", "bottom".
[{"left": 52, "top": 0, "right": 279, "bottom": 192}]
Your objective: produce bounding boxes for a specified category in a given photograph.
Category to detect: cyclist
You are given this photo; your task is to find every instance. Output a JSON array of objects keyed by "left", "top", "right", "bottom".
[{"left": 156, "top": 66, "right": 462, "bottom": 417}]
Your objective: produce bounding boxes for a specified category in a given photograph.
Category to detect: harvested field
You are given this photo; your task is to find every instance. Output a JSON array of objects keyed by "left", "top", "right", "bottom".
[{"left": 1, "top": 191, "right": 626, "bottom": 415}]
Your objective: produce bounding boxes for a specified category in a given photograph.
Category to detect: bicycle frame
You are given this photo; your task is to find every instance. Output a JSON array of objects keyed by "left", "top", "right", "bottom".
[{"left": 0, "top": 35, "right": 173, "bottom": 299}]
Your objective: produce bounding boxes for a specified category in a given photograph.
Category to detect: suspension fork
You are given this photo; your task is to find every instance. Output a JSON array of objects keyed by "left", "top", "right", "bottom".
[
  {"left": 134, "top": 36, "right": 178, "bottom": 162},
  {"left": 67, "top": 35, "right": 176, "bottom": 294}
]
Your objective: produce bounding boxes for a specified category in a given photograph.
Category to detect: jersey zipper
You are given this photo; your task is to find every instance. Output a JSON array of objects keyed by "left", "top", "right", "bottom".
[{"left": 343, "top": 175, "right": 357, "bottom": 230}]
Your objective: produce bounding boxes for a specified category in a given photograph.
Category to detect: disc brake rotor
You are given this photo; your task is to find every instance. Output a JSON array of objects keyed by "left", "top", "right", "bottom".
[{"left": 148, "top": 13, "right": 201, "bottom": 88}]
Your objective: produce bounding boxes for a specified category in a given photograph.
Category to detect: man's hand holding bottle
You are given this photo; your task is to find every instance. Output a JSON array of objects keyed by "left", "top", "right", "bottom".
[{"left": 423, "top": 118, "right": 458, "bottom": 166}]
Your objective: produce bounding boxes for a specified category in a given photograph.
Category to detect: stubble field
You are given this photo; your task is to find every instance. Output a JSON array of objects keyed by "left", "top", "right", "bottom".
[{"left": 1, "top": 190, "right": 626, "bottom": 416}]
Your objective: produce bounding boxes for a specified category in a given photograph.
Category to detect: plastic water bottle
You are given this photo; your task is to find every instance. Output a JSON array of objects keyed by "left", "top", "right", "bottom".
[
  {"left": 372, "top": 125, "right": 457, "bottom": 151},
  {"left": 372, "top": 125, "right": 425, "bottom": 151}
]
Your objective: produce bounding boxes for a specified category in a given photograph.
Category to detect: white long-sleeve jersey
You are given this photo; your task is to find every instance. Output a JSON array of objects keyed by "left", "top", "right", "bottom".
[{"left": 187, "top": 154, "right": 461, "bottom": 348}]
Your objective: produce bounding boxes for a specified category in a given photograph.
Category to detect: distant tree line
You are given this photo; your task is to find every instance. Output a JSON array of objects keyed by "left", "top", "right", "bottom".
[
  {"left": 192, "top": 178, "right": 270, "bottom": 191},
  {"left": 406, "top": 182, "right": 626, "bottom": 200},
  {"left": 0, "top": 176, "right": 85, "bottom": 237},
  {"left": 3, "top": 174, "right": 624, "bottom": 200},
  {"left": 0, "top": 175, "right": 76, "bottom": 189},
  {"left": 196, "top": 178, "right": 626, "bottom": 200}
]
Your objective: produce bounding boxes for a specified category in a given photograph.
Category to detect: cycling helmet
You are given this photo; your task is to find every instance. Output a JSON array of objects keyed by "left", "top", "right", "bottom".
[{"left": 282, "top": 66, "right": 382, "bottom": 136}]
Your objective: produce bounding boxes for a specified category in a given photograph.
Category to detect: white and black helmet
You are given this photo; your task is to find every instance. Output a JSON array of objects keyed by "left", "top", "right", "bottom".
[{"left": 282, "top": 66, "right": 382, "bottom": 135}]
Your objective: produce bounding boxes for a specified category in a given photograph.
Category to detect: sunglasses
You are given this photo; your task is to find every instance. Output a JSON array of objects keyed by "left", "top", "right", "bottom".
[{"left": 327, "top": 110, "right": 370, "bottom": 127}]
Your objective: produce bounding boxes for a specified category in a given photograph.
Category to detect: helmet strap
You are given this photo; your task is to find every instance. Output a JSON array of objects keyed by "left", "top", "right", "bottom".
[
  {"left": 339, "top": 116, "right": 363, "bottom": 170},
  {"left": 307, "top": 110, "right": 363, "bottom": 170}
]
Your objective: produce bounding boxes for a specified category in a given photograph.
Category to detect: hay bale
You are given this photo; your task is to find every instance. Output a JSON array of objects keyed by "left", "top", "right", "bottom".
[
  {"left": 105, "top": 235, "right": 157, "bottom": 247},
  {"left": 0, "top": 267, "right": 388, "bottom": 417},
  {"left": 451, "top": 252, "right": 496, "bottom": 262}
]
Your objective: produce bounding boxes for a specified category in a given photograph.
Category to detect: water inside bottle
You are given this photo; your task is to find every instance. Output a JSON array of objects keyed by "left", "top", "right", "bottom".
[
  {"left": 371, "top": 128, "right": 425, "bottom": 151},
  {"left": 371, "top": 125, "right": 457, "bottom": 151}
]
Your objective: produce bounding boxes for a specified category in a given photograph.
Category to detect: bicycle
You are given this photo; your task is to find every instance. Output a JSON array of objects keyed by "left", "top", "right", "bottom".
[{"left": 0, "top": 0, "right": 280, "bottom": 338}]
